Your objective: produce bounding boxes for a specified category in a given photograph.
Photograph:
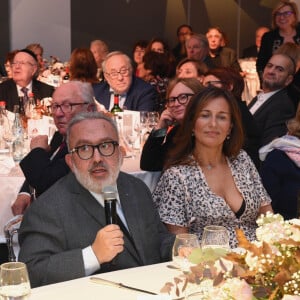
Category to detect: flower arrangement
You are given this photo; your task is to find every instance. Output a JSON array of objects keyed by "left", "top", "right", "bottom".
[{"left": 161, "top": 212, "right": 300, "bottom": 300}]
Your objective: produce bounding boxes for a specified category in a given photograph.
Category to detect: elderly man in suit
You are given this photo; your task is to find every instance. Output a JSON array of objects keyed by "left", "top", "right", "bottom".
[
  {"left": 11, "top": 81, "right": 96, "bottom": 216},
  {"left": 248, "top": 53, "right": 296, "bottom": 147},
  {"left": 18, "top": 111, "right": 174, "bottom": 287},
  {"left": 93, "top": 51, "right": 158, "bottom": 111},
  {"left": 0, "top": 49, "right": 54, "bottom": 111}
]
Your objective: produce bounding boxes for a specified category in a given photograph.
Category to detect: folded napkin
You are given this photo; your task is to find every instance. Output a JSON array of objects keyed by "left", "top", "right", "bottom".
[{"left": 0, "top": 154, "right": 15, "bottom": 175}]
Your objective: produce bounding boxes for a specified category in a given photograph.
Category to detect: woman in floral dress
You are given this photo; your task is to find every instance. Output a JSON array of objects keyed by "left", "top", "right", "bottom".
[{"left": 153, "top": 87, "right": 273, "bottom": 248}]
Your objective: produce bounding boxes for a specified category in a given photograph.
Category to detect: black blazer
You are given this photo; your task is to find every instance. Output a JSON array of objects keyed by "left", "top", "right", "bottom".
[
  {"left": 19, "top": 131, "right": 69, "bottom": 196},
  {"left": 93, "top": 76, "right": 158, "bottom": 111},
  {"left": 248, "top": 89, "right": 296, "bottom": 147},
  {"left": 242, "top": 45, "right": 258, "bottom": 58},
  {"left": 0, "top": 78, "right": 54, "bottom": 111}
]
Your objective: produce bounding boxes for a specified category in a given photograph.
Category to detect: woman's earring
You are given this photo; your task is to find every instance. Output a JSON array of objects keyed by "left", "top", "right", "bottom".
[
  {"left": 226, "top": 135, "right": 230, "bottom": 140},
  {"left": 192, "top": 131, "right": 195, "bottom": 137}
]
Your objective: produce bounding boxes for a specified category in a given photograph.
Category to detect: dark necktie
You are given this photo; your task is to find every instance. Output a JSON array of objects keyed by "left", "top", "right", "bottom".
[{"left": 21, "top": 87, "right": 29, "bottom": 105}]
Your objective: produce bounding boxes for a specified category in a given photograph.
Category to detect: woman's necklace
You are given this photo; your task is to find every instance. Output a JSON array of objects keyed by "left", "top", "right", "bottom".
[{"left": 194, "top": 153, "right": 225, "bottom": 171}]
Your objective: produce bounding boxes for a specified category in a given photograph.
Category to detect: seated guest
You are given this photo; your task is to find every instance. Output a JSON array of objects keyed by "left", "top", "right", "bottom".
[
  {"left": 11, "top": 81, "right": 96, "bottom": 215},
  {"left": 203, "top": 67, "right": 261, "bottom": 169},
  {"left": 172, "top": 24, "right": 193, "bottom": 63},
  {"left": 93, "top": 51, "right": 158, "bottom": 111},
  {"left": 0, "top": 49, "right": 54, "bottom": 111},
  {"left": 140, "top": 78, "right": 203, "bottom": 171},
  {"left": 69, "top": 47, "right": 99, "bottom": 83},
  {"left": 4, "top": 50, "right": 19, "bottom": 78},
  {"left": 153, "top": 87, "right": 272, "bottom": 248},
  {"left": 90, "top": 39, "right": 109, "bottom": 80},
  {"left": 248, "top": 53, "right": 296, "bottom": 147},
  {"left": 132, "top": 39, "right": 148, "bottom": 78},
  {"left": 260, "top": 105, "right": 300, "bottom": 219},
  {"left": 206, "top": 27, "right": 242, "bottom": 73},
  {"left": 242, "top": 26, "right": 270, "bottom": 58},
  {"left": 26, "top": 43, "right": 45, "bottom": 76},
  {"left": 185, "top": 33, "right": 214, "bottom": 69},
  {"left": 176, "top": 58, "right": 208, "bottom": 83},
  {"left": 18, "top": 111, "right": 175, "bottom": 287}
]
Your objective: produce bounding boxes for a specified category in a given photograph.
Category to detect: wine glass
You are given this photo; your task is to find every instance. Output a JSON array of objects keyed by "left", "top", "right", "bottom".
[
  {"left": 0, "top": 262, "right": 31, "bottom": 299},
  {"left": 147, "top": 111, "right": 159, "bottom": 132},
  {"left": 201, "top": 225, "right": 230, "bottom": 250},
  {"left": 123, "top": 126, "right": 139, "bottom": 158},
  {"left": 172, "top": 233, "right": 200, "bottom": 272}
]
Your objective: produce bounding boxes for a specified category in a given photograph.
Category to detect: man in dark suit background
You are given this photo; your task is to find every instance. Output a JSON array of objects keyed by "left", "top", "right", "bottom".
[
  {"left": 0, "top": 49, "right": 54, "bottom": 111},
  {"left": 93, "top": 51, "right": 158, "bottom": 111},
  {"left": 11, "top": 81, "right": 96, "bottom": 215},
  {"left": 248, "top": 53, "right": 296, "bottom": 147},
  {"left": 19, "top": 111, "right": 174, "bottom": 287},
  {"left": 242, "top": 26, "right": 270, "bottom": 58}
]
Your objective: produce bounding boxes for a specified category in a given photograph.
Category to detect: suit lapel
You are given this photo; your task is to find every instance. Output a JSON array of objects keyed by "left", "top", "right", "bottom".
[
  {"left": 248, "top": 96, "right": 257, "bottom": 109},
  {"left": 67, "top": 173, "right": 142, "bottom": 264}
]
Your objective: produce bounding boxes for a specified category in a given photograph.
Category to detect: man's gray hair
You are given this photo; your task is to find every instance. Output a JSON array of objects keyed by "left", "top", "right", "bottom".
[
  {"left": 66, "top": 111, "right": 119, "bottom": 149},
  {"left": 186, "top": 33, "right": 209, "bottom": 49},
  {"left": 102, "top": 51, "right": 132, "bottom": 73}
]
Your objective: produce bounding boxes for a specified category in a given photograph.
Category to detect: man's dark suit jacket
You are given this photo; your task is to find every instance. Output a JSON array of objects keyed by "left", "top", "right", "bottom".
[
  {"left": 93, "top": 76, "right": 158, "bottom": 111},
  {"left": 19, "top": 131, "right": 69, "bottom": 196},
  {"left": 19, "top": 172, "right": 175, "bottom": 287},
  {"left": 0, "top": 78, "right": 54, "bottom": 111},
  {"left": 242, "top": 45, "right": 258, "bottom": 58},
  {"left": 248, "top": 88, "right": 296, "bottom": 147}
]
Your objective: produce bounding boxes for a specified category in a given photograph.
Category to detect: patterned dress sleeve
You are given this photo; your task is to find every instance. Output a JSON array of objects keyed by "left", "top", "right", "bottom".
[{"left": 152, "top": 166, "right": 189, "bottom": 227}]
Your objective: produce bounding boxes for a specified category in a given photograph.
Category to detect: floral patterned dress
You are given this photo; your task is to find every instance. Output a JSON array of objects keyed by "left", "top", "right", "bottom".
[{"left": 152, "top": 150, "right": 271, "bottom": 248}]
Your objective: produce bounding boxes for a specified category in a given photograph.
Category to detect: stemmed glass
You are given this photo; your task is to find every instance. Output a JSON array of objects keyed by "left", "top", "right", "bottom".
[
  {"left": 123, "top": 126, "right": 139, "bottom": 158},
  {"left": 147, "top": 111, "right": 159, "bottom": 132},
  {"left": 172, "top": 233, "right": 200, "bottom": 272},
  {"left": 0, "top": 262, "right": 31, "bottom": 299},
  {"left": 201, "top": 225, "right": 230, "bottom": 250},
  {"left": 3, "top": 120, "right": 14, "bottom": 154}
]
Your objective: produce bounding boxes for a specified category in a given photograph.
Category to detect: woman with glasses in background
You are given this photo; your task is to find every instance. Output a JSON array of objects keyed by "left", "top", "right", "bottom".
[
  {"left": 140, "top": 77, "right": 203, "bottom": 171},
  {"left": 257, "top": 0, "right": 300, "bottom": 80}
]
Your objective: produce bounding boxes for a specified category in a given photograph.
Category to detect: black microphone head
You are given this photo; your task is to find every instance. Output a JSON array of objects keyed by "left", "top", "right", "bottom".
[{"left": 102, "top": 185, "right": 118, "bottom": 225}]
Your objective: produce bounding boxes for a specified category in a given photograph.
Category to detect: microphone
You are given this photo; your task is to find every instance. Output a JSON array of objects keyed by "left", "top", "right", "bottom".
[{"left": 102, "top": 185, "right": 118, "bottom": 225}]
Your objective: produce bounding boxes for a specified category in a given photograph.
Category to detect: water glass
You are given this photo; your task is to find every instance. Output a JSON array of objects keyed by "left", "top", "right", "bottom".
[
  {"left": 0, "top": 262, "right": 31, "bottom": 299},
  {"left": 172, "top": 233, "right": 200, "bottom": 272},
  {"left": 201, "top": 225, "right": 230, "bottom": 250}
]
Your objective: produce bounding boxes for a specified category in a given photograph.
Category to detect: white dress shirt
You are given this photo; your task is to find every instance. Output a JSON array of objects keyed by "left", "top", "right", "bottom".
[{"left": 250, "top": 89, "right": 279, "bottom": 115}]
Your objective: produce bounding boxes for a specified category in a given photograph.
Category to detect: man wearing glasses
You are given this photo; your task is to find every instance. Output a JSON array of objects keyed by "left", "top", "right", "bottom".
[
  {"left": 0, "top": 49, "right": 54, "bottom": 111},
  {"left": 12, "top": 81, "right": 96, "bottom": 215},
  {"left": 18, "top": 111, "right": 174, "bottom": 287},
  {"left": 93, "top": 51, "right": 158, "bottom": 111}
]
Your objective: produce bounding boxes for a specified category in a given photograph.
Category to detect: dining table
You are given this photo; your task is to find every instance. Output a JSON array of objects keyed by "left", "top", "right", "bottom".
[
  {"left": 28, "top": 262, "right": 182, "bottom": 300},
  {"left": 0, "top": 152, "right": 161, "bottom": 245}
]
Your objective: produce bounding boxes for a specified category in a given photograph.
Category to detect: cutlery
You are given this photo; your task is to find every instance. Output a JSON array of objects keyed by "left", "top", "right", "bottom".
[{"left": 90, "top": 276, "right": 157, "bottom": 295}]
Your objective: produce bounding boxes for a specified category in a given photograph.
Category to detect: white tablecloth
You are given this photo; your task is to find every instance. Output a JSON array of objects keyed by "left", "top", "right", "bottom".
[
  {"left": 0, "top": 155, "right": 161, "bottom": 243},
  {"left": 29, "top": 262, "right": 181, "bottom": 300}
]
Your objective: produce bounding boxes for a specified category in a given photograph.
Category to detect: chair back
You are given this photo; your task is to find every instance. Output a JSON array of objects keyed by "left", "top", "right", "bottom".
[{"left": 3, "top": 214, "right": 23, "bottom": 262}]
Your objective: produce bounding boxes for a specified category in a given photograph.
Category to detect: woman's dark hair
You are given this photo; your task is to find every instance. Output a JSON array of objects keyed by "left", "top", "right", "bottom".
[
  {"left": 287, "top": 103, "right": 300, "bottom": 138},
  {"left": 69, "top": 47, "right": 98, "bottom": 83},
  {"left": 176, "top": 58, "right": 209, "bottom": 77},
  {"left": 143, "top": 51, "right": 170, "bottom": 78},
  {"left": 205, "top": 67, "right": 245, "bottom": 99},
  {"left": 132, "top": 40, "right": 148, "bottom": 53},
  {"left": 164, "top": 87, "right": 244, "bottom": 169}
]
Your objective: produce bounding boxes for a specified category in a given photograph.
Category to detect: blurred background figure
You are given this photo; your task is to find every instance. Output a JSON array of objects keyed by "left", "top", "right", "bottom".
[
  {"left": 176, "top": 58, "right": 208, "bottom": 83},
  {"left": 26, "top": 43, "right": 45, "bottom": 77},
  {"left": 256, "top": 0, "right": 300, "bottom": 79},
  {"left": 132, "top": 39, "right": 148, "bottom": 78},
  {"left": 242, "top": 26, "right": 270, "bottom": 58},
  {"left": 260, "top": 104, "right": 300, "bottom": 220},
  {"left": 3, "top": 50, "right": 19, "bottom": 78},
  {"left": 172, "top": 24, "right": 193, "bottom": 63},
  {"left": 69, "top": 47, "right": 99, "bottom": 84},
  {"left": 206, "top": 26, "right": 242, "bottom": 73},
  {"left": 185, "top": 33, "right": 214, "bottom": 69},
  {"left": 90, "top": 39, "right": 109, "bottom": 80}
]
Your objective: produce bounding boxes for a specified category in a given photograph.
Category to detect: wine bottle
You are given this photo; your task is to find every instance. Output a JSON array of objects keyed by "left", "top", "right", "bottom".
[
  {"left": 110, "top": 94, "right": 123, "bottom": 114},
  {"left": 63, "top": 67, "right": 70, "bottom": 83}
]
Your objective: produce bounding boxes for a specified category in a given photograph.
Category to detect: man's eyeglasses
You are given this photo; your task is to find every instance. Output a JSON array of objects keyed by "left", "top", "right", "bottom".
[
  {"left": 48, "top": 102, "right": 89, "bottom": 114},
  {"left": 105, "top": 68, "right": 130, "bottom": 79},
  {"left": 275, "top": 10, "right": 294, "bottom": 17},
  {"left": 69, "top": 141, "right": 119, "bottom": 160},
  {"left": 166, "top": 93, "right": 194, "bottom": 107},
  {"left": 11, "top": 61, "right": 36, "bottom": 67}
]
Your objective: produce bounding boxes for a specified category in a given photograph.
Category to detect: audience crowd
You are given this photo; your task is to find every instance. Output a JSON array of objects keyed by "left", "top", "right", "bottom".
[{"left": 0, "top": 0, "right": 299, "bottom": 288}]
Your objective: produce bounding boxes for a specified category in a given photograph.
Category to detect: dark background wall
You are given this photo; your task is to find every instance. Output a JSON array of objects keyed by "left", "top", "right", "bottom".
[{"left": 0, "top": 0, "right": 10, "bottom": 70}]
